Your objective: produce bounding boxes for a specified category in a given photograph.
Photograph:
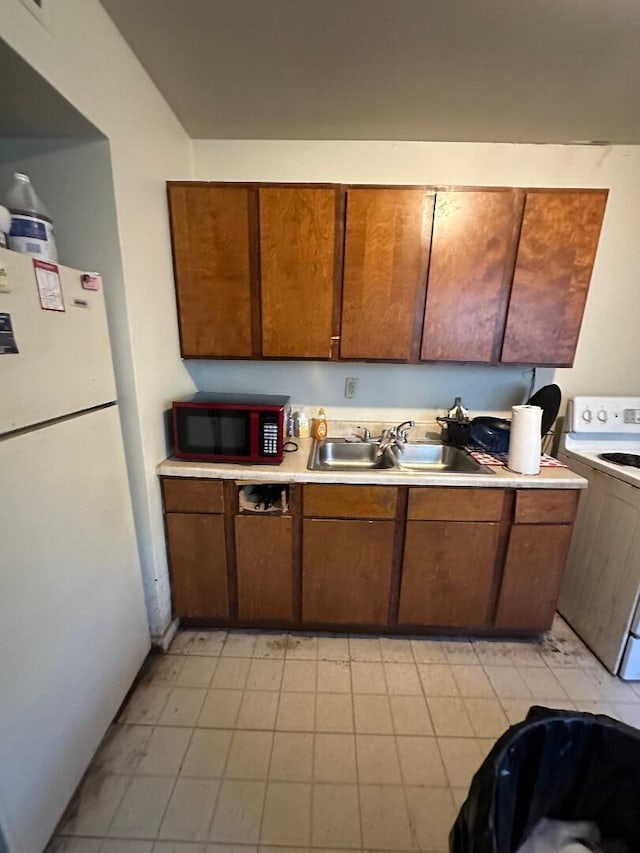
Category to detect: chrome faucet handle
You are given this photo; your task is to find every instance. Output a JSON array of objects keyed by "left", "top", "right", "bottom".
[
  {"left": 395, "top": 420, "right": 415, "bottom": 443},
  {"left": 352, "top": 427, "right": 371, "bottom": 442}
]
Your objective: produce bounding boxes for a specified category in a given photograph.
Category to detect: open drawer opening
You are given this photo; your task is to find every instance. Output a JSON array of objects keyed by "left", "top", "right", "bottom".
[{"left": 237, "top": 483, "right": 289, "bottom": 514}]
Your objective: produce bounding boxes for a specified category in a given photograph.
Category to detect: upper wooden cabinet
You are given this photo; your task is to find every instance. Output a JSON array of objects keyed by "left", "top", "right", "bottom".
[
  {"left": 259, "top": 186, "right": 340, "bottom": 358},
  {"left": 501, "top": 190, "right": 608, "bottom": 366},
  {"left": 341, "top": 189, "right": 434, "bottom": 360},
  {"left": 167, "top": 184, "right": 254, "bottom": 358},
  {"left": 421, "top": 190, "right": 523, "bottom": 363}
]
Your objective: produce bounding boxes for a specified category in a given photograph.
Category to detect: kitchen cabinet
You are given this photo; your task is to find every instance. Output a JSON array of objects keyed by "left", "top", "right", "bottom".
[
  {"left": 235, "top": 515, "right": 295, "bottom": 622},
  {"left": 340, "top": 188, "right": 434, "bottom": 360}
]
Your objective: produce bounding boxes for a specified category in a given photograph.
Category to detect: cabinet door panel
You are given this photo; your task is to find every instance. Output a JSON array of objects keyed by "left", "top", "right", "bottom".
[
  {"left": 304, "top": 484, "right": 398, "bottom": 519},
  {"left": 495, "top": 524, "right": 574, "bottom": 631},
  {"left": 235, "top": 516, "right": 294, "bottom": 622},
  {"left": 168, "top": 184, "right": 253, "bottom": 357},
  {"left": 259, "top": 187, "right": 337, "bottom": 358},
  {"left": 421, "top": 191, "right": 522, "bottom": 362},
  {"left": 341, "top": 189, "right": 434, "bottom": 360},
  {"left": 398, "top": 521, "right": 500, "bottom": 627},
  {"left": 163, "top": 478, "right": 225, "bottom": 514},
  {"left": 501, "top": 190, "right": 607, "bottom": 366},
  {"left": 303, "top": 519, "right": 395, "bottom": 625},
  {"left": 408, "top": 487, "right": 505, "bottom": 522},
  {"left": 514, "top": 489, "right": 579, "bottom": 524},
  {"left": 166, "top": 513, "right": 229, "bottom": 618}
]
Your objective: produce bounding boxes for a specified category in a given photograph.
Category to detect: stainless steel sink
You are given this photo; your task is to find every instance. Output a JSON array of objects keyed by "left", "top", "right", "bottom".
[{"left": 307, "top": 438, "right": 493, "bottom": 474}]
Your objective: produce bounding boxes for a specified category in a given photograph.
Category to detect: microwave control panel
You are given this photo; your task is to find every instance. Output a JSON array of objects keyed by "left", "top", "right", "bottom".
[{"left": 261, "top": 415, "right": 280, "bottom": 456}]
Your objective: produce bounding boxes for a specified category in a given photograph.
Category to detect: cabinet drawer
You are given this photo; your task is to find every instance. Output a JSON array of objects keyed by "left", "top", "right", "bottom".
[
  {"left": 163, "top": 478, "right": 225, "bottom": 514},
  {"left": 514, "top": 489, "right": 579, "bottom": 524},
  {"left": 304, "top": 485, "right": 397, "bottom": 519},
  {"left": 408, "top": 487, "right": 505, "bottom": 521}
]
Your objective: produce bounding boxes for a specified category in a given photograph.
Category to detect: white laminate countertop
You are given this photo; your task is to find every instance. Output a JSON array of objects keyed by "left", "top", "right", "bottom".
[{"left": 157, "top": 438, "right": 587, "bottom": 489}]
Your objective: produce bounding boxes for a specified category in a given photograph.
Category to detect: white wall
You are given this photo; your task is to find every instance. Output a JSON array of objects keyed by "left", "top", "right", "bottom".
[
  {"left": 1, "top": 0, "right": 195, "bottom": 641},
  {"left": 191, "top": 140, "right": 640, "bottom": 414}
]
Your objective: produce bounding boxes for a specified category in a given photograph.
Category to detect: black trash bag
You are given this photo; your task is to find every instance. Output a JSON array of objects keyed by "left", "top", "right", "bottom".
[{"left": 450, "top": 705, "right": 640, "bottom": 853}]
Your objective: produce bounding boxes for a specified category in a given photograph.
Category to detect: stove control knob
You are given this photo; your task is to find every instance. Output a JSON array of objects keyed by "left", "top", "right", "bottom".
[
  {"left": 598, "top": 408, "right": 609, "bottom": 423},
  {"left": 582, "top": 408, "right": 592, "bottom": 423}
]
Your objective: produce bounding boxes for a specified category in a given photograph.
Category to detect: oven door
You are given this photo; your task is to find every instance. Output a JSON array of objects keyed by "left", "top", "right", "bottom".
[{"left": 175, "top": 406, "right": 251, "bottom": 460}]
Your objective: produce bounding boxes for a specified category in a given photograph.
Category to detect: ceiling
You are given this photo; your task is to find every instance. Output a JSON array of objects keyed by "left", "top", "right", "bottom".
[{"left": 100, "top": 0, "right": 640, "bottom": 143}]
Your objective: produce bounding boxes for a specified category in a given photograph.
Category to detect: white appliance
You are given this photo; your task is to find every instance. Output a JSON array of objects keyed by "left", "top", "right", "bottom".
[
  {"left": 558, "top": 395, "right": 640, "bottom": 680},
  {"left": 0, "top": 248, "right": 149, "bottom": 853}
]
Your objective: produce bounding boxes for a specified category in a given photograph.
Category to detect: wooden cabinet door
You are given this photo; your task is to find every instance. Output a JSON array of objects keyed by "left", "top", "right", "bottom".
[
  {"left": 501, "top": 190, "right": 607, "bottom": 366},
  {"left": 398, "top": 521, "right": 500, "bottom": 628},
  {"left": 166, "top": 513, "right": 229, "bottom": 618},
  {"left": 421, "top": 190, "right": 522, "bottom": 362},
  {"left": 167, "top": 184, "right": 254, "bottom": 357},
  {"left": 259, "top": 187, "right": 339, "bottom": 358},
  {"left": 495, "top": 524, "right": 574, "bottom": 632},
  {"left": 302, "top": 519, "right": 395, "bottom": 625},
  {"left": 341, "top": 189, "right": 434, "bottom": 360},
  {"left": 235, "top": 516, "right": 294, "bottom": 622}
]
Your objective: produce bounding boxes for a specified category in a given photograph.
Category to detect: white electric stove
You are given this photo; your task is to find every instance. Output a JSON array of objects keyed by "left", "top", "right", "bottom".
[{"left": 558, "top": 396, "right": 640, "bottom": 679}]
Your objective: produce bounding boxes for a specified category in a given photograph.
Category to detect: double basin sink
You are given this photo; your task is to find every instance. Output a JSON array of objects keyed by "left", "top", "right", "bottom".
[{"left": 307, "top": 438, "right": 494, "bottom": 475}]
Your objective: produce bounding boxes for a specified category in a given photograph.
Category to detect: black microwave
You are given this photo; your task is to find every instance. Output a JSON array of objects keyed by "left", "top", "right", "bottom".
[{"left": 172, "top": 393, "right": 290, "bottom": 464}]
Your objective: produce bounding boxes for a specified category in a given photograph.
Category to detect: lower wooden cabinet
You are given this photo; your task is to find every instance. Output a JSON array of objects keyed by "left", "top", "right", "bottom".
[
  {"left": 398, "top": 521, "right": 500, "bottom": 628},
  {"left": 166, "top": 513, "right": 229, "bottom": 619},
  {"left": 235, "top": 515, "right": 294, "bottom": 622},
  {"left": 302, "top": 519, "right": 395, "bottom": 625}
]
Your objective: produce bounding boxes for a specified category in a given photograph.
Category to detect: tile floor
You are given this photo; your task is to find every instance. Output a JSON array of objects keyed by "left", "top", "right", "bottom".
[{"left": 49, "top": 616, "right": 640, "bottom": 853}]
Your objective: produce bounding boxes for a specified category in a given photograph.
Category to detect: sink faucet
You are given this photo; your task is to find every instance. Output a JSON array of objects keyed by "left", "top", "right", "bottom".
[
  {"left": 376, "top": 420, "right": 415, "bottom": 457},
  {"left": 350, "top": 427, "right": 372, "bottom": 442}
]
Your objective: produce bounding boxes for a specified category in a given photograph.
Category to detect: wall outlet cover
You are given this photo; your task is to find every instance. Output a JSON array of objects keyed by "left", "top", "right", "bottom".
[{"left": 345, "top": 377, "right": 359, "bottom": 398}]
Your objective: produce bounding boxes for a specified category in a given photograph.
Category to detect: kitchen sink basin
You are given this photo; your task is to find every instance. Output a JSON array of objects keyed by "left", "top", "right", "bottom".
[{"left": 307, "top": 438, "right": 494, "bottom": 474}]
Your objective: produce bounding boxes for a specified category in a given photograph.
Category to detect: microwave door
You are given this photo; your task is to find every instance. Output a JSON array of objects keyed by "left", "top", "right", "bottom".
[{"left": 182, "top": 409, "right": 250, "bottom": 457}]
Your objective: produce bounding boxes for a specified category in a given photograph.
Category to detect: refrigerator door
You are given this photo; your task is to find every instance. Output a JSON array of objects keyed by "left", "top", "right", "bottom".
[
  {"left": 0, "top": 405, "right": 149, "bottom": 853},
  {"left": 0, "top": 247, "right": 117, "bottom": 434}
]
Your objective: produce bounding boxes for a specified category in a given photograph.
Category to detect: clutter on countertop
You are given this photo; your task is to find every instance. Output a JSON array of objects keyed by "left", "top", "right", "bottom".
[
  {"left": 466, "top": 447, "right": 567, "bottom": 468},
  {"left": 509, "top": 404, "right": 544, "bottom": 474},
  {"left": 311, "top": 407, "right": 328, "bottom": 439}
]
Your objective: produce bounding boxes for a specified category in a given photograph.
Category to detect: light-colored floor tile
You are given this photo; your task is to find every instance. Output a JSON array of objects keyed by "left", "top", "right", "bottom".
[
  {"left": 222, "top": 632, "right": 258, "bottom": 658},
  {"left": 389, "top": 695, "right": 433, "bottom": 735},
  {"left": 236, "top": 691, "right": 279, "bottom": 730},
  {"left": 406, "top": 786, "right": 456, "bottom": 852},
  {"left": 451, "top": 665, "right": 495, "bottom": 698},
  {"left": 499, "top": 699, "right": 535, "bottom": 725},
  {"left": 108, "top": 776, "right": 174, "bottom": 839},
  {"left": 181, "top": 729, "right": 232, "bottom": 778},
  {"left": 427, "top": 697, "right": 474, "bottom": 737},
  {"left": 311, "top": 784, "right": 361, "bottom": 848},
  {"left": 351, "top": 662, "right": 387, "bottom": 694},
  {"left": 463, "top": 698, "right": 510, "bottom": 738},
  {"left": 418, "top": 664, "right": 459, "bottom": 697},
  {"left": 574, "top": 700, "right": 617, "bottom": 717},
  {"left": 314, "top": 734, "right": 357, "bottom": 783},
  {"left": 269, "top": 732, "right": 314, "bottom": 781},
  {"left": 318, "top": 635, "right": 350, "bottom": 661},
  {"left": 136, "top": 726, "right": 192, "bottom": 776},
  {"left": 276, "top": 693, "right": 315, "bottom": 731},
  {"left": 384, "top": 663, "right": 422, "bottom": 696},
  {"left": 380, "top": 637, "right": 414, "bottom": 663},
  {"left": 551, "top": 668, "right": 602, "bottom": 701},
  {"left": 158, "top": 778, "right": 219, "bottom": 842},
  {"left": 411, "top": 639, "right": 447, "bottom": 664},
  {"left": 317, "top": 660, "right": 351, "bottom": 693},
  {"left": 442, "top": 641, "right": 479, "bottom": 665},
  {"left": 209, "top": 780, "right": 266, "bottom": 844},
  {"left": 356, "top": 734, "right": 402, "bottom": 784},
  {"left": 359, "top": 785, "right": 413, "bottom": 851},
  {"left": 177, "top": 657, "right": 217, "bottom": 689},
  {"left": 101, "top": 842, "right": 154, "bottom": 853},
  {"left": 316, "top": 693, "right": 354, "bottom": 733},
  {"left": 282, "top": 660, "right": 317, "bottom": 692},
  {"left": 119, "top": 685, "right": 171, "bottom": 725},
  {"left": 260, "top": 782, "right": 312, "bottom": 846},
  {"left": 507, "top": 644, "right": 547, "bottom": 667},
  {"left": 473, "top": 642, "right": 517, "bottom": 667},
  {"left": 349, "top": 637, "right": 382, "bottom": 662},
  {"left": 188, "top": 632, "right": 227, "bottom": 657},
  {"left": 246, "top": 659, "right": 284, "bottom": 692},
  {"left": 396, "top": 735, "right": 447, "bottom": 786},
  {"left": 518, "top": 667, "right": 568, "bottom": 700},
  {"left": 484, "top": 666, "right": 531, "bottom": 699},
  {"left": 611, "top": 703, "right": 640, "bottom": 728},
  {"left": 252, "top": 634, "right": 288, "bottom": 659},
  {"left": 437, "top": 738, "right": 485, "bottom": 788},
  {"left": 169, "top": 630, "right": 198, "bottom": 655},
  {"left": 285, "top": 635, "right": 319, "bottom": 660},
  {"left": 143, "top": 655, "right": 184, "bottom": 686},
  {"left": 47, "top": 837, "right": 104, "bottom": 852},
  {"left": 210, "top": 658, "right": 250, "bottom": 690},
  {"left": 583, "top": 667, "right": 640, "bottom": 703},
  {"left": 95, "top": 725, "right": 151, "bottom": 774},
  {"left": 353, "top": 694, "right": 394, "bottom": 734},
  {"left": 159, "top": 688, "right": 207, "bottom": 727},
  {"left": 154, "top": 842, "right": 206, "bottom": 853},
  {"left": 198, "top": 690, "right": 242, "bottom": 728},
  {"left": 206, "top": 847, "right": 255, "bottom": 853},
  {"left": 451, "top": 787, "right": 468, "bottom": 809},
  {"left": 226, "top": 731, "right": 274, "bottom": 779},
  {"left": 59, "top": 773, "right": 131, "bottom": 836}
]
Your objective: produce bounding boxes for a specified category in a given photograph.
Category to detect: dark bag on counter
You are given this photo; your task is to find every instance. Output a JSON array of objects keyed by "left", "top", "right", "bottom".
[{"left": 450, "top": 706, "right": 640, "bottom": 853}]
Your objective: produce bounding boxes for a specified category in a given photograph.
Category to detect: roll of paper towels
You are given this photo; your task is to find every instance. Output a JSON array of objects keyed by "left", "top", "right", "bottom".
[{"left": 508, "top": 405, "right": 542, "bottom": 474}]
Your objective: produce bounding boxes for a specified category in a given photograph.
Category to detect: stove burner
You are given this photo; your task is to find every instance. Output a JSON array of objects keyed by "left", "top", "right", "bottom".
[{"left": 599, "top": 452, "right": 640, "bottom": 469}]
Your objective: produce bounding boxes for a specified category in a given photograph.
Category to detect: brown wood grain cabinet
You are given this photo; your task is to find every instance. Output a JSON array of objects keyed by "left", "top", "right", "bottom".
[
  {"left": 341, "top": 188, "right": 434, "bottom": 360},
  {"left": 166, "top": 513, "right": 229, "bottom": 619},
  {"left": 235, "top": 515, "right": 294, "bottom": 622}
]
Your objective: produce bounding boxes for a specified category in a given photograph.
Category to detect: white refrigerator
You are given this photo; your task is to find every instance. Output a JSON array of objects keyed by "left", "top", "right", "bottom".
[{"left": 0, "top": 248, "right": 150, "bottom": 853}]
